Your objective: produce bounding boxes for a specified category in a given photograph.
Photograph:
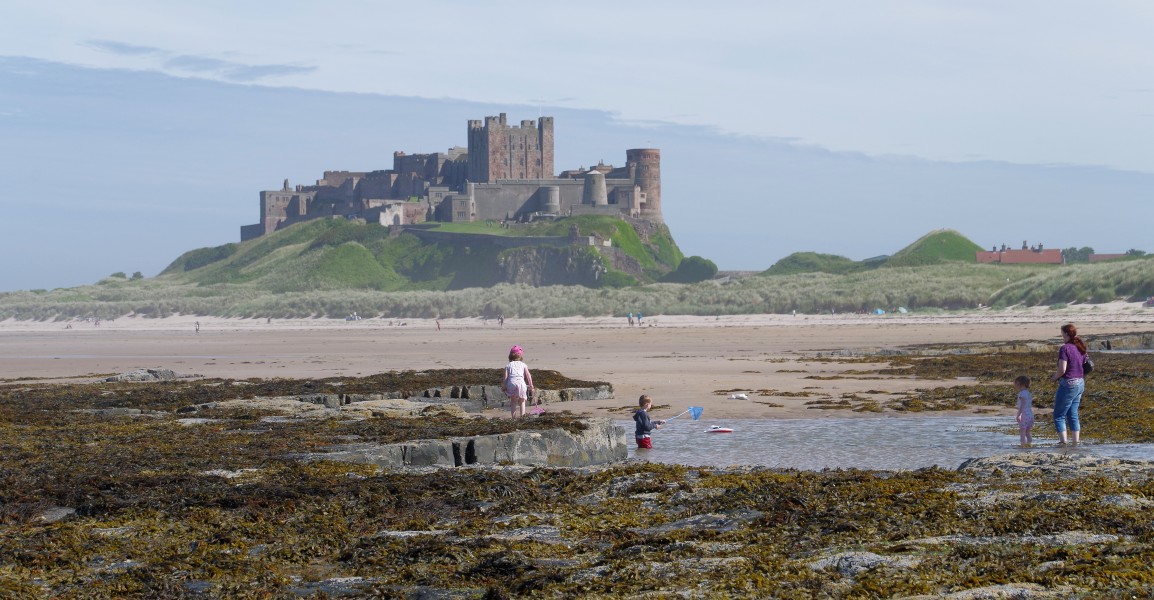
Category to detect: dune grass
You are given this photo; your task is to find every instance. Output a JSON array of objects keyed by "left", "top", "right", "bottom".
[
  {"left": 5, "top": 224, "right": 1149, "bottom": 321},
  {"left": 0, "top": 262, "right": 1049, "bottom": 320},
  {"left": 990, "top": 257, "right": 1154, "bottom": 306}
]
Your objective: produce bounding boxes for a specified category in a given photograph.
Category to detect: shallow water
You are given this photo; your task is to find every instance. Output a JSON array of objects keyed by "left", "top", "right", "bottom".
[{"left": 619, "top": 416, "right": 1154, "bottom": 470}]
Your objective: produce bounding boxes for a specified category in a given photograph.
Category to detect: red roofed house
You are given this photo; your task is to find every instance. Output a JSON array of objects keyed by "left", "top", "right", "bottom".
[
  {"left": 1089, "top": 254, "right": 1127, "bottom": 263},
  {"left": 976, "top": 248, "right": 1063, "bottom": 264}
]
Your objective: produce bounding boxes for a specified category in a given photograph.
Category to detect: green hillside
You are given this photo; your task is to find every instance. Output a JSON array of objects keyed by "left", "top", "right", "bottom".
[
  {"left": 883, "top": 229, "right": 983, "bottom": 267},
  {"left": 6, "top": 226, "right": 1148, "bottom": 321},
  {"left": 763, "top": 252, "right": 862, "bottom": 275},
  {"left": 159, "top": 216, "right": 682, "bottom": 292},
  {"left": 762, "top": 229, "right": 982, "bottom": 276}
]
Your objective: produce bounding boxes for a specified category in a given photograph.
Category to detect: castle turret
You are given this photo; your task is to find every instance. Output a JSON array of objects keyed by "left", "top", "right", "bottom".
[
  {"left": 542, "top": 186, "right": 561, "bottom": 213},
  {"left": 538, "top": 116, "right": 554, "bottom": 178},
  {"left": 582, "top": 171, "right": 608, "bottom": 206},
  {"left": 626, "top": 148, "right": 661, "bottom": 222}
]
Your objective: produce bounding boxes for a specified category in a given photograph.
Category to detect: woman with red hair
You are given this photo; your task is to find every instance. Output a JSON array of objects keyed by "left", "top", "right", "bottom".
[{"left": 1050, "top": 323, "right": 1088, "bottom": 445}]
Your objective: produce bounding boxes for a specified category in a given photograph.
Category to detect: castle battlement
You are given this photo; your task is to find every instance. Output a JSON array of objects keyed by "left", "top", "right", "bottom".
[{"left": 241, "top": 114, "right": 661, "bottom": 241}]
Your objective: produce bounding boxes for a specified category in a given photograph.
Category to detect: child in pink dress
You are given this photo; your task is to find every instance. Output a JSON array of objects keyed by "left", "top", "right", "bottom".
[
  {"left": 1015, "top": 375, "right": 1034, "bottom": 447},
  {"left": 502, "top": 345, "right": 535, "bottom": 418}
]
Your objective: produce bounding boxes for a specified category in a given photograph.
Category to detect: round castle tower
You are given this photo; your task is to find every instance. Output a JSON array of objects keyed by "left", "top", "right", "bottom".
[
  {"left": 581, "top": 172, "right": 608, "bottom": 206},
  {"left": 626, "top": 148, "right": 662, "bottom": 222},
  {"left": 542, "top": 186, "right": 561, "bottom": 214}
]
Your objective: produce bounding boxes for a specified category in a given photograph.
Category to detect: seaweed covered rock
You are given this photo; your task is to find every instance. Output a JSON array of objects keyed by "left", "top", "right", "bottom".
[
  {"left": 958, "top": 452, "right": 1154, "bottom": 480},
  {"left": 104, "top": 368, "right": 186, "bottom": 382}
]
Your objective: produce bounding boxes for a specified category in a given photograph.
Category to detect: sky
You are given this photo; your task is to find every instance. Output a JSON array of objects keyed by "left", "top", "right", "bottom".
[{"left": 1, "top": 1, "right": 1152, "bottom": 291}]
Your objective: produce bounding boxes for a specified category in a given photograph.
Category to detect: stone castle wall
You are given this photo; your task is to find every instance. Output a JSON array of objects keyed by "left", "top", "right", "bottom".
[
  {"left": 402, "top": 227, "right": 601, "bottom": 250},
  {"left": 242, "top": 114, "right": 658, "bottom": 240}
]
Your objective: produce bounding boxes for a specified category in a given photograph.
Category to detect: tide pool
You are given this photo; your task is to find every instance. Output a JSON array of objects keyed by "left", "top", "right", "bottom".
[{"left": 619, "top": 416, "right": 1154, "bottom": 470}]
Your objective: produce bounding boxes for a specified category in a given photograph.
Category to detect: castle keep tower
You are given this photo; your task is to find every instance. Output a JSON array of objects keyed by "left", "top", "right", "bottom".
[
  {"left": 467, "top": 113, "right": 554, "bottom": 183},
  {"left": 627, "top": 148, "right": 662, "bottom": 222}
]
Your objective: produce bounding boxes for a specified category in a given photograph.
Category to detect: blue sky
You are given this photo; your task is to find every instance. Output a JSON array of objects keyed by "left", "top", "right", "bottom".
[{"left": 1, "top": 1, "right": 1152, "bottom": 291}]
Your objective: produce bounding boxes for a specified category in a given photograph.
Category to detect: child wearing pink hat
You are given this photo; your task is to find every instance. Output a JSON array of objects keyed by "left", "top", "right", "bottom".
[{"left": 502, "top": 345, "right": 535, "bottom": 418}]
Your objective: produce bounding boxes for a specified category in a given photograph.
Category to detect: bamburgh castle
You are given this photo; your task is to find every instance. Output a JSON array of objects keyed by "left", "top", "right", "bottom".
[{"left": 241, "top": 114, "right": 663, "bottom": 241}]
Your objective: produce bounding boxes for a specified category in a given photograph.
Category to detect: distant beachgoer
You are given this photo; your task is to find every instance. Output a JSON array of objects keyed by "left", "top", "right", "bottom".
[
  {"left": 633, "top": 394, "right": 664, "bottom": 449},
  {"left": 502, "top": 345, "right": 534, "bottom": 418},
  {"left": 436, "top": 319, "right": 441, "bottom": 331},
  {"left": 628, "top": 312, "right": 634, "bottom": 326},
  {"left": 637, "top": 312, "right": 644, "bottom": 326},
  {"left": 498, "top": 314, "right": 504, "bottom": 327},
  {"left": 1014, "top": 375, "right": 1034, "bottom": 447},
  {"left": 1051, "top": 323, "right": 1088, "bottom": 445},
  {"left": 195, "top": 321, "right": 200, "bottom": 333}
]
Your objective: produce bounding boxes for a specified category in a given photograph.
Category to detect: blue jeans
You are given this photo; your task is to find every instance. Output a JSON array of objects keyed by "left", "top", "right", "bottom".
[{"left": 1053, "top": 378, "right": 1084, "bottom": 434}]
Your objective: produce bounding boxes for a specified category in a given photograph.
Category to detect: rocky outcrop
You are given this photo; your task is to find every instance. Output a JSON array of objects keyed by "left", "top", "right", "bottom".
[
  {"left": 338, "top": 384, "right": 613, "bottom": 413},
  {"left": 599, "top": 245, "right": 644, "bottom": 278},
  {"left": 1087, "top": 332, "right": 1154, "bottom": 351},
  {"left": 104, "top": 368, "right": 190, "bottom": 382},
  {"left": 301, "top": 418, "right": 627, "bottom": 469},
  {"left": 534, "top": 385, "right": 614, "bottom": 404},
  {"left": 958, "top": 452, "right": 1154, "bottom": 480},
  {"left": 496, "top": 246, "right": 607, "bottom": 287},
  {"left": 180, "top": 384, "right": 611, "bottom": 418},
  {"left": 833, "top": 331, "right": 1154, "bottom": 358}
]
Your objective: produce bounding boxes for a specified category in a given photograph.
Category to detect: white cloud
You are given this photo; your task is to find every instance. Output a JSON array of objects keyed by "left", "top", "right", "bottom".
[
  {"left": 83, "top": 39, "right": 165, "bottom": 56},
  {"left": 1, "top": 1, "right": 1152, "bottom": 172}
]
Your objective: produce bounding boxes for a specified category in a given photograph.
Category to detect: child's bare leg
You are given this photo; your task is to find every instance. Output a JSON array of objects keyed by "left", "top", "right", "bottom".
[{"left": 510, "top": 398, "right": 519, "bottom": 419}]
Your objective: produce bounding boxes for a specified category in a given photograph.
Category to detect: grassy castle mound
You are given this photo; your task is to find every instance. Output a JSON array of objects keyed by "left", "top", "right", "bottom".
[{"left": 161, "top": 216, "right": 683, "bottom": 292}]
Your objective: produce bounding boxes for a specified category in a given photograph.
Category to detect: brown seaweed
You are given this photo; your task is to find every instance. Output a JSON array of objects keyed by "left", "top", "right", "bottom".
[{"left": 2, "top": 362, "right": 1154, "bottom": 597}]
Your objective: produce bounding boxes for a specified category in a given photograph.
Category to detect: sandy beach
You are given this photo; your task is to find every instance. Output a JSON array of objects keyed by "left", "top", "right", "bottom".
[{"left": 3, "top": 302, "right": 1152, "bottom": 420}]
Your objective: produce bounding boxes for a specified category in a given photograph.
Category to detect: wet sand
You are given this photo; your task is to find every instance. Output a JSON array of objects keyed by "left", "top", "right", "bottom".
[{"left": 3, "top": 303, "right": 1152, "bottom": 420}]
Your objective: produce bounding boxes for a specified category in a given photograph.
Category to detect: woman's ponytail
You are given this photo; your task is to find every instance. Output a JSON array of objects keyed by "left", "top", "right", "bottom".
[{"left": 1062, "top": 323, "right": 1088, "bottom": 354}]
